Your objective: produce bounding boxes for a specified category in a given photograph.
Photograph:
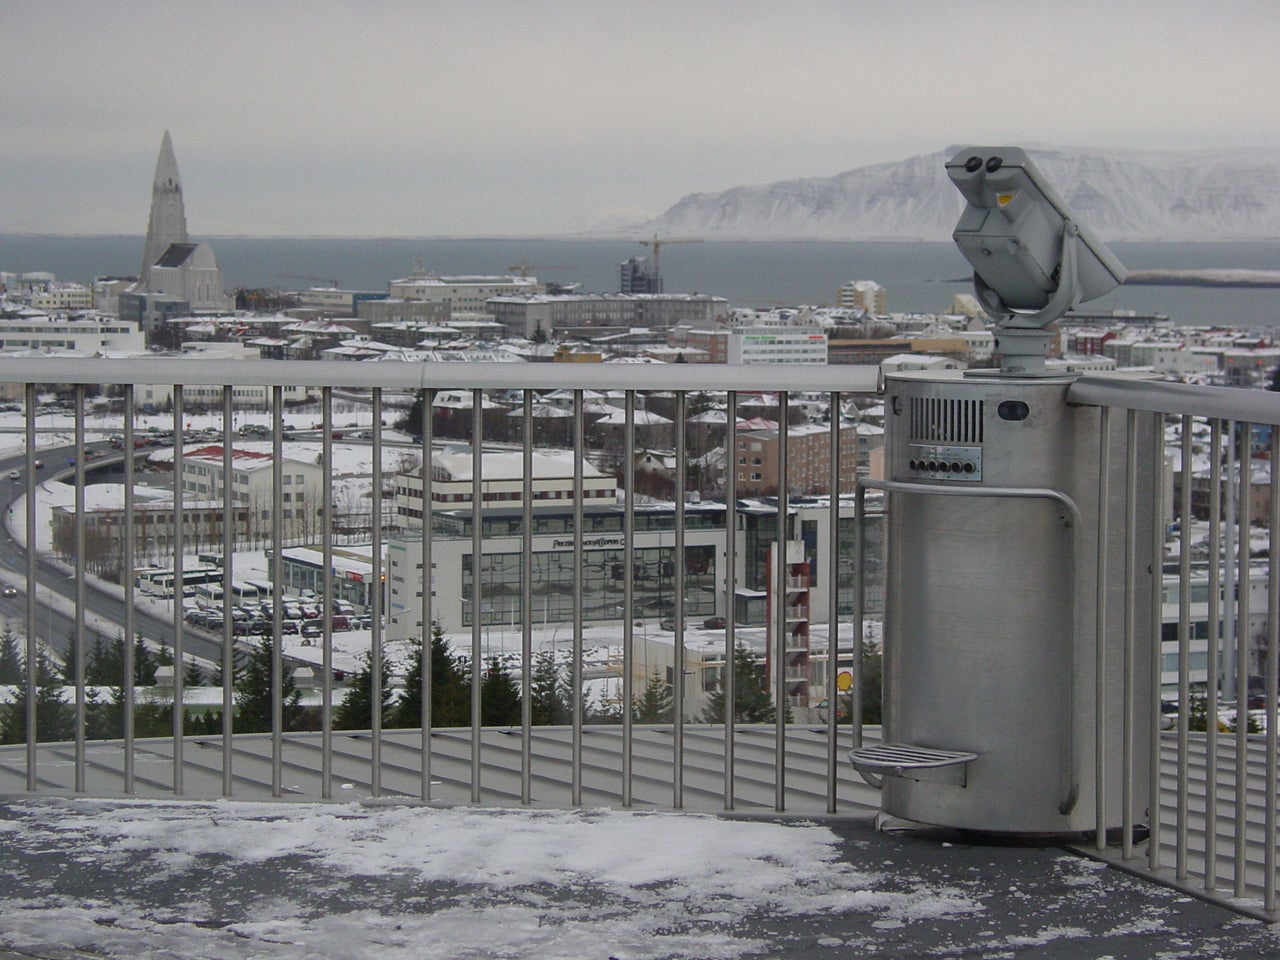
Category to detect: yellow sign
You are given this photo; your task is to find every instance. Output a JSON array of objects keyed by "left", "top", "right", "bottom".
[{"left": 836, "top": 670, "right": 853, "bottom": 692}]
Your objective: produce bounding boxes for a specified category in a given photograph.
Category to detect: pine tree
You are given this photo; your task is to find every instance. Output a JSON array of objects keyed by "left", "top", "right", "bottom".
[
  {"left": 480, "top": 657, "right": 521, "bottom": 726},
  {"left": 391, "top": 623, "right": 470, "bottom": 728},
  {"left": 85, "top": 633, "right": 122, "bottom": 686},
  {"left": 0, "top": 650, "right": 74, "bottom": 744},
  {"left": 859, "top": 641, "right": 883, "bottom": 725},
  {"left": 335, "top": 649, "right": 395, "bottom": 730},
  {"left": 184, "top": 657, "right": 207, "bottom": 687},
  {"left": 234, "top": 638, "right": 304, "bottom": 733},
  {"left": 530, "top": 650, "right": 569, "bottom": 725},
  {"left": 132, "top": 635, "right": 159, "bottom": 686},
  {"left": 632, "top": 672, "right": 674, "bottom": 723},
  {"left": 0, "top": 628, "right": 22, "bottom": 685},
  {"left": 700, "top": 643, "right": 776, "bottom": 724}
]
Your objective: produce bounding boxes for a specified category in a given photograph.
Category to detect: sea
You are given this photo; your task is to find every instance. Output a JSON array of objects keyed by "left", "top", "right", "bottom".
[{"left": 2, "top": 234, "right": 1279, "bottom": 327}]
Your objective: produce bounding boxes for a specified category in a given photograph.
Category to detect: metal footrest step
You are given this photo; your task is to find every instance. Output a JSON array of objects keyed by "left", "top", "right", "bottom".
[{"left": 849, "top": 743, "right": 978, "bottom": 788}]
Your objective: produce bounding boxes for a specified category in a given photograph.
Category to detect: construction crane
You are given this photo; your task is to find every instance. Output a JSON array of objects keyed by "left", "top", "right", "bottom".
[
  {"left": 280, "top": 274, "right": 339, "bottom": 289},
  {"left": 507, "top": 260, "right": 571, "bottom": 278},
  {"left": 638, "top": 233, "right": 701, "bottom": 284}
]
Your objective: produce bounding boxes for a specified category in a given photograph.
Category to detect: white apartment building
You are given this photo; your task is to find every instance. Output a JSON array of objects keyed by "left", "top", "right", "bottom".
[
  {"left": 181, "top": 444, "right": 325, "bottom": 544},
  {"left": 0, "top": 313, "right": 146, "bottom": 354},
  {"left": 31, "top": 282, "right": 94, "bottom": 311},
  {"left": 727, "top": 326, "right": 828, "bottom": 365},
  {"left": 388, "top": 275, "right": 541, "bottom": 315},
  {"left": 393, "top": 449, "right": 618, "bottom": 526}
]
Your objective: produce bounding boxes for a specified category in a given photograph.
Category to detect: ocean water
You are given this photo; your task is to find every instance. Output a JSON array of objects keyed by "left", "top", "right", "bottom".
[{"left": 2, "top": 234, "right": 1278, "bottom": 327}]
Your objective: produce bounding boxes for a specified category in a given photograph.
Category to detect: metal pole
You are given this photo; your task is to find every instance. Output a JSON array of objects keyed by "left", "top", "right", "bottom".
[
  {"left": 826, "top": 391, "right": 841, "bottom": 814},
  {"left": 371, "top": 388, "right": 384, "bottom": 797},
  {"left": 774, "top": 393, "right": 789, "bottom": 812},
  {"left": 470, "top": 390, "right": 483, "bottom": 804},
  {"left": 221, "top": 387, "right": 236, "bottom": 797},
  {"left": 673, "top": 390, "right": 686, "bottom": 809},
  {"left": 172, "top": 388, "right": 185, "bottom": 795},
  {"left": 122, "top": 384, "right": 137, "bottom": 794},
  {"left": 724, "top": 391, "right": 738, "bottom": 809},
  {"left": 72, "top": 386, "right": 86, "bottom": 792},
  {"left": 321, "top": 388, "right": 334, "bottom": 799}
]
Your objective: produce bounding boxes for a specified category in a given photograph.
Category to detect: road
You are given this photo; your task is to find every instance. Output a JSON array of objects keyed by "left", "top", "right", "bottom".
[{"left": 0, "top": 443, "right": 229, "bottom": 669}]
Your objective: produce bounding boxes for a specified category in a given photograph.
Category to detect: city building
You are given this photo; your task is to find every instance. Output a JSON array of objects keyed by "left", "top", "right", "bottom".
[
  {"left": 180, "top": 444, "right": 326, "bottom": 545},
  {"left": 620, "top": 256, "right": 661, "bottom": 294},
  {"left": 733, "top": 422, "right": 865, "bottom": 496},
  {"left": 393, "top": 449, "right": 618, "bottom": 527},
  {"left": 727, "top": 326, "right": 828, "bottom": 365},
  {"left": 486, "top": 293, "right": 729, "bottom": 340},
  {"left": 387, "top": 275, "right": 540, "bottom": 315},
  {"left": 0, "top": 313, "right": 145, "bottom": 354},
  {"left": 30, "top": 282, "right": 93, "bottom": 312},
  {"left": 837, "top": 279, "right": 887, "bottom": 314}
]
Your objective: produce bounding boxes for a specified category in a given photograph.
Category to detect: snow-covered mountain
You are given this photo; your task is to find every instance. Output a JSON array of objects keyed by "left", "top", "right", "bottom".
[{"left": 632, "top": 146, "right": 1280, "bottom": 242}]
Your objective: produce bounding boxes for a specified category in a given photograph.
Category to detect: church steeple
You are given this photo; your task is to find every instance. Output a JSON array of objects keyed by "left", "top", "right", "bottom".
[{"left": 139, "top": 130, "right": 189, "bottom": 288}]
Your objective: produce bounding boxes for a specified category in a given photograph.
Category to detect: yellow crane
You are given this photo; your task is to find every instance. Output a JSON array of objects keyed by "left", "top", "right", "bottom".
[{"left": 638, "top": 233, "right": 701, "bottom": 282}]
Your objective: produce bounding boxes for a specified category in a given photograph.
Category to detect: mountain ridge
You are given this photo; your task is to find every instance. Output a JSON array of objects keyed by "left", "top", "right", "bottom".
[{"left": 617, "top": 145, "right": 1280, "bottom": 242}]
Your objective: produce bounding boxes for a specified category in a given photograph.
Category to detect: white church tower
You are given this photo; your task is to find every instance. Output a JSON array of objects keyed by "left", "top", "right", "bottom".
[{"left": 139, "top": 130, "right": 189, "bottom": 290}]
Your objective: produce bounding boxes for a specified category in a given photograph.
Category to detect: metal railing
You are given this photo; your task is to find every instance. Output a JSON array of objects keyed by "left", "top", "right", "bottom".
[{"left": 1, "top": 357, "right": 1278, "bottom": 920}]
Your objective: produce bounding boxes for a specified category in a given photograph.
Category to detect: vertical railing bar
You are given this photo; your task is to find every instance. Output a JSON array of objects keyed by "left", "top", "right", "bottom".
[
  {"left": 270, "top": 385, "right": 283, "bottom": 797},
  {"left": 122, "top": 384, "right": 137, "bottom": 794},
  {"left": 852, "top": 482, "right": 865, "bottom": 753},
  {"left": 420, "top": 388, "right": 434, "bottom": 802},
  {"left": 1148, "top": 413, "right": 1165, "bottom": 875},
  {"left": 172, "top": 388, "right": 185, "bottom": 796},
  {"left": 1266, "top": 423, "right": 1279, "bottom": 915},
  {"left": 774, "top": 392, "right": 789, "bottom": 813},
  {"left": 1205, "top": 420, "right": 1223, "bottom": 891},
  {"left": 1175, "top": 414, "right": 1193, "bottom": 879},
  {"left": 826, "top": 390, "right": 841, "bottom": 814},
  {"left": 622, "top": 391, "right": 635, "bottom": 808},
  {"left": 220, "top": 387, "right": 235, "bottom": 797},
  {"left": 470, "top": 389, "right": 483, "bottom": 804},
  {"left": 371, "top": 388, "right": 385, "bottom": 798},
  {"left": 1095, "top": 406, "right": 1111, "bottom": 851},
  {"left": 23, "top": 383, "right": 36, "bottom": 790},
  {"left": 1233, "top": 420, "right": 1250, "bottom": 900},
  {"left": 723, "top": 391, "right": 738, "bottom": 810},
  {"left": 1121, "top": 410, "right": 1138, "bottom": 859},
  {"left": 72, "top": 386, "right": 86, "bottom": 792},
  {"left": 673, "top": 391, "right": 687, "bottom": 809},
  {"left": 521, "top": 389, "right": 534, "bottom": 805},
  {"left": 320, "top": 388, "right": 334, "bottom": 799},
  {"left": 571, "top": 389, "right": 584, "bottom": 807}
]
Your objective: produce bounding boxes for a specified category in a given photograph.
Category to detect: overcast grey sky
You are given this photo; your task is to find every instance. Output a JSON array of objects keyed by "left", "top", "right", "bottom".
[{"left": 3, "top": 0, "right": 1278, "bottom": 237}]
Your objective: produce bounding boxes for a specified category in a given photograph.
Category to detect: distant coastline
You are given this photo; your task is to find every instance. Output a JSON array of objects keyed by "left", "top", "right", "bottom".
[{"left": 1124, "top": 269, "right": 1280, "bottom": 289}]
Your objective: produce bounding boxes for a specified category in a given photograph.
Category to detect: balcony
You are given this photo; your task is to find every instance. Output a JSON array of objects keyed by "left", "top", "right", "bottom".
[{"left": 1, "top": 355, "right": 1279, "bottom": 937}]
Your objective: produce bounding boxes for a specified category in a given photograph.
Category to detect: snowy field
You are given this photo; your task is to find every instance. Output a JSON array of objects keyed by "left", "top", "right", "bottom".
[{"left": 2, "top": 797, "right": 1276, "bottom": 960}]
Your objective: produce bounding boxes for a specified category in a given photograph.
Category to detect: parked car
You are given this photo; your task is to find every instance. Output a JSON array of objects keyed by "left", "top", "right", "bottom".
[
  {"left": 703, "top": 616, "right": 728, "bottom": 629},
  {"left": 659, "top": 618, "right": 675, "bottom": 631},
  {"left": 301, "top": 622, "right": 323, "bottom": 639}
]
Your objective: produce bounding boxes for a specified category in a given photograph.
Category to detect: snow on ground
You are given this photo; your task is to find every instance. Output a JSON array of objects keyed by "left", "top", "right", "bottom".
[{"left": 0, "top": 798, "right": 982, "bottom": 960}]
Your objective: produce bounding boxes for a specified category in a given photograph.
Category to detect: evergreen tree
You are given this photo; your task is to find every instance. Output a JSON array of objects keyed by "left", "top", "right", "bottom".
[
  {"left": 632, "top": 673, "right": 674, "bottom": 723},
  {"left": 480, "top": 657, "right": 521, "bottom": 726},
  {"left": 184, "top": 657, "right": 207, "bottom": 687},
  {"left": 529, "top": 650, "right": 569, "bottom": 725},
  {"left": 700, "top": 642, "right": 776, "bottom": 724},
  {"left": 859, "top": 641, "right": 883, "bottom": 725},
  {"left": 234, "top": 638, "right": 304, "bottom": 733},
  {"left": 0, "top": 650, "right": 74, "bottom": 744},
  {"left": 0, "top": 628, "right": 22, "bottom": 685},
  {"left": 335, "top": 649, "right": 395, "bottom": 730},
  {"left": 85, "top": 633, "right": 122, "bottom": 686},
  {"left": 84, "top": 687, "right": 122, "bottom": 741},
  {"left": 132, "top": 635, "right": 159, "bottom": 686},
  {"left": 391, "top": 623, "right": 470, "bottom": 728}
]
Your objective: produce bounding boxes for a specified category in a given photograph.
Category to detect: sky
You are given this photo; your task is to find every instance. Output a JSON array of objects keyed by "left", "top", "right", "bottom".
[{"left": 3, "top": 0, "right": 1279, "bottom": 238}]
